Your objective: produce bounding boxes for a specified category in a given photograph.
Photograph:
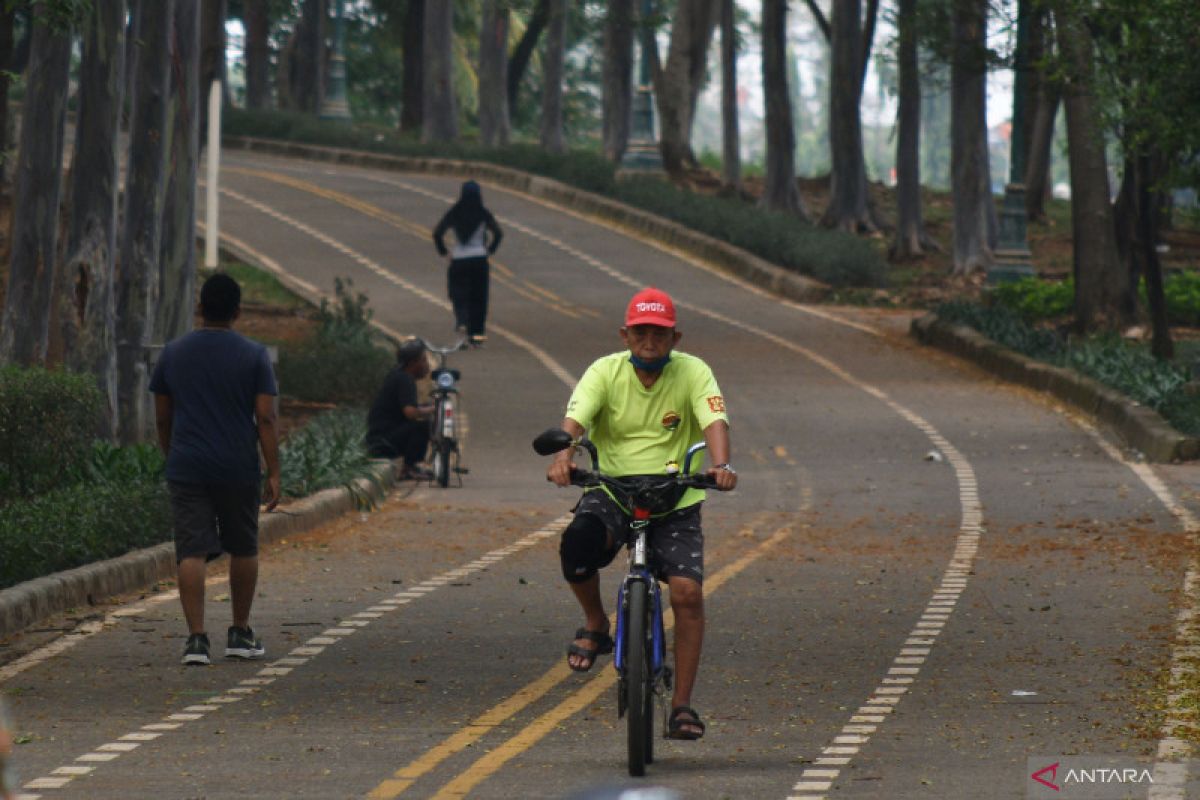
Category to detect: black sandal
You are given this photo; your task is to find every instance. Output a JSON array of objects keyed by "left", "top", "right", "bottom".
[
  {"left": 666, "top": 705, "right": 706, "bottom": 740},
  {"left": 566, "top": 627, "right": 613, "bottom": 672}
]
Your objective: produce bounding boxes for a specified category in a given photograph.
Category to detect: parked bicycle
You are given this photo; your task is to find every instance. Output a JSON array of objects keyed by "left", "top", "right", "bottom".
[
  {"left": 533, "top": 428, "right": 721, "bottom": 777},
  {"left": 423, "top": 338, "right": 469, "bottom": 487}
]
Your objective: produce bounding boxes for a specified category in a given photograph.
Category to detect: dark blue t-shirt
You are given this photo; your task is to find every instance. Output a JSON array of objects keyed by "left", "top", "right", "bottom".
[{"left": 149, "top": 328, "right": 278, "bottom": 485}]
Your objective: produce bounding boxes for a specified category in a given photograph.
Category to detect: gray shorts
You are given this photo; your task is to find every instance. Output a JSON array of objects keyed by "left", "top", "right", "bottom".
[
  {"left": 575, "top": 490, "right": 705, "bottom": 584},
  {"left": 168, "top": 481, "right": 261, "bottom": 562}
]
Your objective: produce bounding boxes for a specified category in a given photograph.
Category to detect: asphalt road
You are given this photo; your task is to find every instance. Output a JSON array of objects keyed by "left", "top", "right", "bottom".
[{"left": 4, "top": 151, "right": 1200, "bottom": 800}]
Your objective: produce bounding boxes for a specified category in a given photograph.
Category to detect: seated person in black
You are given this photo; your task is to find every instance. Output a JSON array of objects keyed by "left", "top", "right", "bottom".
[{"left": 366, "top": 339, "right": 433, "bottom": 478}]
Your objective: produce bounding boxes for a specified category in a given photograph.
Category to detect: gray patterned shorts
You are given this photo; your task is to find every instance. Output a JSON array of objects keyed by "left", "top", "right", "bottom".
[{"left": 575, "top": 489, "right": 705, "bottom": 584}]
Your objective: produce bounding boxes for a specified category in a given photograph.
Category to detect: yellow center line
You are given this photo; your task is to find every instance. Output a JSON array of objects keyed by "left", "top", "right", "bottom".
[
  {"left": 224, "top": 166, "right": 583, "bottom": 320},
  {"left": 363, "top": 516, "right": 791, "bottom": 799}
]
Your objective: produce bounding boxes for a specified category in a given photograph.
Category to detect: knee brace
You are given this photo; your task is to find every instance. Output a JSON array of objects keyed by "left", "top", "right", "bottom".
[{"left": 559, "top": 513, "right": 609, "bottom": 583}]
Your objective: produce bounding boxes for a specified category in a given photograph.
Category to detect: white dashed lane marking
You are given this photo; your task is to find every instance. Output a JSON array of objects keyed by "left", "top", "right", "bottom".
[{"left": 14, "top": 517, "right": 571, "bottom": 795}]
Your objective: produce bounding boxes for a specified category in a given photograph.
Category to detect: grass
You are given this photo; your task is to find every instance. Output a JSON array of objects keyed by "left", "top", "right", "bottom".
[
  {"left": 279, "top": 407, "right": 378, "bottom": 499},
  {"left": 199, "top": 257, "right": 309, "bottom": 310}
]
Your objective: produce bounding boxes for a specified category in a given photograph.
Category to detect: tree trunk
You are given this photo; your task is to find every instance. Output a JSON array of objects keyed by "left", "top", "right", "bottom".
[
  {"left": 0, "top": 8, "right": 14, "bottom": 187},
  {"left": 1020, "top": 1, "right": 1044, "bottom": 182},
  {"left": 0, "top": 7, "right": 71, "bottom": 366},
  {"left": 656, "top": 0, "right": 718, "bottom": 175},
  {"left": 684, "top": 0, "right": 720, "bottom": 163},
  {"left": 116, "top": 0, "right": 173, "bottom": 444},
  {"left": 507, "top": 0, "right": 549, "bottom": 122},
  {"left": 198, "top": 0, "right": 226, "bottom": 149},
  {"left": 719, "top": 0, "right": 740, "bottom": 192},
  {"left": 1137, "top": 154, "right": 1172, "bottom": 359},
  {"left": 478, "top": 0, "right": 511, "bottom": 147},
  {"left": 124, "top": 0, "right": 140, "bottom": 126},
  {"left": 821, "top": 0, "right": 878, "bottom": 232},
  {"left": 157, "top": 0, "right": 200, "bottom": 347},
  {"left": 244, "top": 0, "right": 271, "bottom": 109},
  {"left": 602, "top": 0, "right": 635, "bottom": 162},
  {"left": 1025, "top": 78, "right": 1059, "bottom": 222},
  {"left": 60, "top": 0, "right": 125, "bottom": 438},
  {"left": 760, "top": 0, "right": 806, "bottom": 218},
  {"left": 859, "top": 0, "right": 879, "bottom": 87},
  {"left": 422, "top": 0, "right": 456, "bottom": 141},
  {"left": 539, "top": 0, "right": 566, "bottom": 153},
  {"left": 293, "top": 0, "right": 326, "bottom": 114},
  {"left": 889, "top": 0, "right": 935, "bottom": 260},
  {"left": 1113, "top": 157, "right": 1138, "bottom": 297},
  {"left": 400, "top": 0, "right": 423, "bottom": 132},
  {"left": 1055, "top": 6, "right": 1126, "bottom": 332},
  {"left": 949, "top": 0, "right": 993, "bottom": 274}
]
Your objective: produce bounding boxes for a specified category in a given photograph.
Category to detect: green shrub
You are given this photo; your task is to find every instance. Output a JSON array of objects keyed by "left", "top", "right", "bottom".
[
  {"left": 279, "top": 408, "right": 376, "bottom": 498},
  {"left": 987, "top": 273, "right": 1200, "bottom": 327},
  {"left": 936, "top": 302, "right": 1063, "bottom": 359},
  {"left": 277, "top": 278, "right": 395, "bottom": 404},
  {"left": 0, "top": 367, "right": 103, "bottom": 503},
  {"left": 1063, "top": 335, "right": 1189, "bottom": 411},
  {"left": 989, "top": 277, "right": 1074, "bottom": 320},
  {"left": 936, "top": 301, "right": 1199, "bottom": 436},
  {"left": 614, "top": 176, "right": 886, "bottom": 287},
  {"left": 224, "top": 109, "right": 887, "bottom": 288},
  {"left": 1160, "top": 271, "right": 1200, "bottom": 327},
  {"left": 0, "top": 479, "right": 170, "bottom": 589},
  {"left": 69, "top": 441, "right": 165, "bottom": 486}
]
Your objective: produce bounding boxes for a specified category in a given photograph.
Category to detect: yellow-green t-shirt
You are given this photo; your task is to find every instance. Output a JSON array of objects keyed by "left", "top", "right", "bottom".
[{"left": 565, "top": 351, "right": 728, "bottom": 511}]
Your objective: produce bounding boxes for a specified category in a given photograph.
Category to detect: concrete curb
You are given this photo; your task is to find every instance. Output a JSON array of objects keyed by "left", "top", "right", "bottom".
[
  {"left": 911, "top": 313, "right": 1200, "bottom": 463},
  {"left": 0, "top": 461, "right": 399, "bottom": 641},
  {"left": 222, "top": 136, "right": 829, "bottom": 304}
]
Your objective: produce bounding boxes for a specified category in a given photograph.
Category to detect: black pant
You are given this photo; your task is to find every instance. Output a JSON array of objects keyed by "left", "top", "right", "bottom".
[
  {"left": 447, "top": 257, "right": 490, "bottom": 337},
  {"left": 366, "top": 419, "right": 429, "bottom": 465}
]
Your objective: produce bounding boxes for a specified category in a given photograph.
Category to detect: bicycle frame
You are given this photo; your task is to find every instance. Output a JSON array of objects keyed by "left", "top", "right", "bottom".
[
  {"left": 613, "top": 514, "right": 668, "bottom": 685},
  {"left": 424, "top": 338, "right": 468, "bottom": 487}
]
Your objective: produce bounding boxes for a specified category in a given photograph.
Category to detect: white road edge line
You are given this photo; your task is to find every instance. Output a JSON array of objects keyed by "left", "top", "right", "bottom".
[
  {"left": 1068, "top": 416, "right": 1200, "bottom": 800},
  {"left": 15, "top": 518, "right": 570, "bottom": 793}
]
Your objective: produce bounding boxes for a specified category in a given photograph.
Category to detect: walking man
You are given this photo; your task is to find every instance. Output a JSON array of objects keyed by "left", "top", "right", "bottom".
[{"left": 151, "top": 273, "right": 281, "bottom": 665}]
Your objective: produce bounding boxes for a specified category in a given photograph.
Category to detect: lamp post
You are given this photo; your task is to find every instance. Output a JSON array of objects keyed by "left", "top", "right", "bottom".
[
  {"left": 989, "top": 0, "right": 1035, "bottom": 283},
  {"left": 320, "top": 0, "right": 352, "bottom": 121},
  {"left": 621, "top": 0, "right": 662, "bottom": 171}
]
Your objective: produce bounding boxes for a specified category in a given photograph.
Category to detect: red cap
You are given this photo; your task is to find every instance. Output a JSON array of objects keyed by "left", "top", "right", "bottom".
[{"left": 624, "top": 287, "right": 676, "bottom": 327}]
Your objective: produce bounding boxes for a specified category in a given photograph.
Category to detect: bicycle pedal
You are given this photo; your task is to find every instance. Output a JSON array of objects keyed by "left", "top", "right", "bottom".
[{"left": 454, "top": 467, "right": 470, "bottom": 474}]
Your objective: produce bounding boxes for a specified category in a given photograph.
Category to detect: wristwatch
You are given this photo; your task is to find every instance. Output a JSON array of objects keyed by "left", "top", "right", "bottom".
[{"left": 714, "top": 463, "right": 736, "bottom": 475}]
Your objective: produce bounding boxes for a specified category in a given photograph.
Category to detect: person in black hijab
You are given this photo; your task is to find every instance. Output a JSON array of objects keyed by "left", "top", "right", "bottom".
[{"left": 432, "top": 180, "right": 503, "bottom": 345}]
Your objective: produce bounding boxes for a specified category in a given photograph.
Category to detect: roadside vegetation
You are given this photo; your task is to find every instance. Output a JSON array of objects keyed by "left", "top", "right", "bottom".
[
  {"left": 937, "top": 273, "right": 1200, "bottom": 436},
  {"left": 0, "top": 264, "right": 392, "bottom": 591}
]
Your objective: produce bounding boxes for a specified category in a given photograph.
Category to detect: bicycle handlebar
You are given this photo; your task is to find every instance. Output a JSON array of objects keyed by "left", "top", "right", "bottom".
[
  {"left": 420, "top": 337, "right": 468, "bottom": 356},
  {"left": 567, "top": 468, "right": 717, "bottom": 492}
]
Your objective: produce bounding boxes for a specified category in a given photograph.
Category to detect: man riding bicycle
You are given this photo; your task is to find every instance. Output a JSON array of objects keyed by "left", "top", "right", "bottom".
[{"left": 546, "top": 287, "right": 737, "bottom": 741}]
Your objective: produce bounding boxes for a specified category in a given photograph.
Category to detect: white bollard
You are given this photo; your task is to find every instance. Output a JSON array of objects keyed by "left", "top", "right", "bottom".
[{"left": 204, "top": 79, "right": 222, "bottom": 269}]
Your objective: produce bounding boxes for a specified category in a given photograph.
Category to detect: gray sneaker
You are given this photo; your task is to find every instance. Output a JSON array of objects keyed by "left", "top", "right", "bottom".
[
  {"left": 181, "top": 633, "right": 211, "bottom": 666},
  {"left": 225, "top": 626, "right": 265, "bottom": 659}
]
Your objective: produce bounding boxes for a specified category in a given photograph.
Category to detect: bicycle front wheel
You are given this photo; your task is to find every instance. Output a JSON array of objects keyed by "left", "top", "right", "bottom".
[
  {"left": 433, "top": 439, "right": 452, "bottom": 487},
  {"left": 625, "top": 579, "right": 649, "bottom": 777}
]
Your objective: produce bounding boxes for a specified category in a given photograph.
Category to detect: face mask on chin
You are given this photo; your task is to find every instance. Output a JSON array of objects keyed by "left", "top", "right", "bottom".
[{"left": 628, "top": 353, "right": 671, "bottom": 373}]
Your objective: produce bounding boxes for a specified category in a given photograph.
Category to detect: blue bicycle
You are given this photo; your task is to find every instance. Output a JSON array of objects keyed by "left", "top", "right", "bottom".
[{"left": 533, "top": 429, "right": 716, "bottom": 777}]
